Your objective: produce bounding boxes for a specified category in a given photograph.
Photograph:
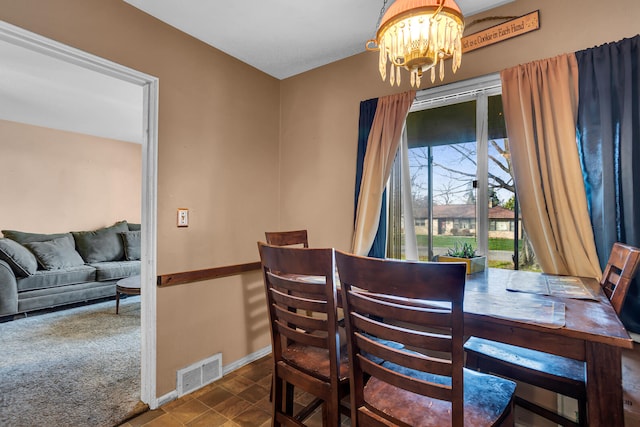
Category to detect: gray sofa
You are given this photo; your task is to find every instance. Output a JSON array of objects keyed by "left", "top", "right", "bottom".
[{"left": 0, "top": 220, "right": 141, "bottom": 319}]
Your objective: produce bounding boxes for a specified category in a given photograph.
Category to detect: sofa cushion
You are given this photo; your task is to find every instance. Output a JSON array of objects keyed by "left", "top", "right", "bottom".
[
  {"left": 16, "top": 265, "right": 97, "bottom": 292},
  {"left": 0, "top": 238, "right": 38, "bottom": 276},
  {"left": 2, "top": 230, "right": 72, "bottom": 245},
  {"left": 24, "top": 236, "right": 85, "bottom": 270},
  {"left": 90, "top": 260, "right": 141, "bottom": 281},
  {"left": 72, "top": 221, "right": 129, "bottom": 263},
  {"left": 120, "top": 231, "right": 141, "bottom": 261}
]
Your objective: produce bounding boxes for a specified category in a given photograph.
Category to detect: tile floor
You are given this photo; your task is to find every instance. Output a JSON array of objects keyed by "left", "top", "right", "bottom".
[
  {"left": 121, "top": 342, "right": 640, "bottom": 427},
  {"left": 118, "top": 355, "right": 348, "bottom": 427}
]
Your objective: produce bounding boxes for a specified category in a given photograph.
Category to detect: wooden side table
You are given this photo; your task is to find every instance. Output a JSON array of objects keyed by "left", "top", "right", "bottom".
[{"left": 115, "top": 274, "right": 141, "bottom": 314}]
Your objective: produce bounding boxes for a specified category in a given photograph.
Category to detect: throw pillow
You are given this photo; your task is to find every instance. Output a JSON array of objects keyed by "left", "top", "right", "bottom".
[
  {"left": 72, "top": 221, "right": 129, "bottom": 263},
  {"left": 2, "top": 230, "right": 72, "bottom": 245},
  {"left": 0, "top": 238, "right": 38, "bottom": 276},
  {"left": 128, "top": 223, "right": 141, "bottom": 231},
  {"left": 24, "top": 236, "right": 85, "bottom": 270},
  {"left": 120, "top": 231, "right": 141, "bottom": 261}
]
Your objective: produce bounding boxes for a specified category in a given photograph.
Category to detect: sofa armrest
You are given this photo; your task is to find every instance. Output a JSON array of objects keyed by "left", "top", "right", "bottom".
[{"left": 0, "top": 259, "right": 18, "bottom": 316}]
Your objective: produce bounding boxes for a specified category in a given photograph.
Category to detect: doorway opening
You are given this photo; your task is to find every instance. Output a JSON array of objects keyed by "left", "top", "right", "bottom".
[{"left": 0, "top": 20, "right": 159, "bottom": 408}]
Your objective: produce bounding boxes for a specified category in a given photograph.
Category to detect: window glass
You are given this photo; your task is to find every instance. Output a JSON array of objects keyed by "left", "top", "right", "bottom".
[{"left": 388, "top": 81, "right": 539, "bottom": 271}]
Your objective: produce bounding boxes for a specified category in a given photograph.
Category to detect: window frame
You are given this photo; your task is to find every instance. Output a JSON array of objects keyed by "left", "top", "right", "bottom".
[{"left": 389, "top": 73, "right": 503, "bottom": 259}]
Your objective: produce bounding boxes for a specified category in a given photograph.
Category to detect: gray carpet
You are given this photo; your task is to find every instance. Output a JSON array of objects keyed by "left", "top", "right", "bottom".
[{"left": 0, "top": 297, "right": 142, "bottom": 427}]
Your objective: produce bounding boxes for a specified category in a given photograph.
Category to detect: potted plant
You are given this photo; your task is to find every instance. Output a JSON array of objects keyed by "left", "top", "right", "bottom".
[{"left": 436, "top": 241, "right": 486, "bottom": 274}]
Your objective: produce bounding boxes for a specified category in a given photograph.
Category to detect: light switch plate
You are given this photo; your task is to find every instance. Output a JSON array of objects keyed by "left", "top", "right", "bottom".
[{"left": 177, "top": 208, "right": 189, "bottom": 227}]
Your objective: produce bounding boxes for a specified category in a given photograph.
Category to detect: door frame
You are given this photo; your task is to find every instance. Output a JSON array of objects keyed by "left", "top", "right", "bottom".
[{"left": 0, "top": 20, "right": 160, "bottom": 408}]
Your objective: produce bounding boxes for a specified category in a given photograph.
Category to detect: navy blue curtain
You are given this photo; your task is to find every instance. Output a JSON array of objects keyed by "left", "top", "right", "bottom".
[
  {"left": 576, "top": 35, "right": 640, "bottom": 332},
  {"left": 355, "top": 98, "right": 387, "bottom": 258}
]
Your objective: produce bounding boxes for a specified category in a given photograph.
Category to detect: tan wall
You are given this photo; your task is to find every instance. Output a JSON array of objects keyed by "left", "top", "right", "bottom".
[
  {"left": 2, "top": 0, "right": 639, "bottom": 402},
  {"left": 279, "top": 0, "right": 640, "bottom": 253},
  {"left": 0, "top": 0, "right": 279, "bottom": 396},
  {"left": 0, "top": 119, "right": 141, "bottom": 233}
]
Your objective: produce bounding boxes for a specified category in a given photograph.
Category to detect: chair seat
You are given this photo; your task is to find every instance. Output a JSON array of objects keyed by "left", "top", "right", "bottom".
[
  {"left": 364, "top": 366, "right": 516, "bottom": 426},
  {"left": 283, "top": 343, "right": 350, "bottom": 381},
  {"left": 464, "top": 337, "right": 586, "bottom": 397}
]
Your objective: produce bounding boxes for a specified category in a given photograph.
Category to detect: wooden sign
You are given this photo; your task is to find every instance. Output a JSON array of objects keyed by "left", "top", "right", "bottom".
[{"left": 462, "top": 10, "right": 540, "bottom": 53}]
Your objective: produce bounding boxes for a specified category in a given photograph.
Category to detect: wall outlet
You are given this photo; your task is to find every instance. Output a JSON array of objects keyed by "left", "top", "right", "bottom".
[{"left": 177, "top": 208, "right": 189, "bottom": 227}]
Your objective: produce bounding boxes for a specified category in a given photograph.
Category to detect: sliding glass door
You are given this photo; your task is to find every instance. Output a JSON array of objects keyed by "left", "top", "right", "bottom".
[{"left": 388, "top": 75, "right": 536, "bottom": 270}]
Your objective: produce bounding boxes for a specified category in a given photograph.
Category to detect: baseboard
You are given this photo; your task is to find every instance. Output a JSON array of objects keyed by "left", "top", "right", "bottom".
[
  {"left": 156, "top": 390, "right": 178, "bottom": 408},
  {"left": 223, "top": 345, "right": 272, "bottom": 375},
  {"left": 155, "top": 345, "right": 272, "bottom": 408}
]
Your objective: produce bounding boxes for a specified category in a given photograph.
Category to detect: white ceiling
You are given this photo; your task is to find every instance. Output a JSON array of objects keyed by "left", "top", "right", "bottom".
[
  {"left": 0, "top": 0, "right": 513, "bottom": 143},
  {"left": 124, "top": 0, "right": 515, "bottom": 79},
  {"left": 0, "top": 38, "right": 144, "bottom": 143}
]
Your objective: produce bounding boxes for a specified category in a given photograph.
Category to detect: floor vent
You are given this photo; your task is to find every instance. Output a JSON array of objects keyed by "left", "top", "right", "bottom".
[{"left": 177, "top": 353, "right": 222, "bottom": 397}]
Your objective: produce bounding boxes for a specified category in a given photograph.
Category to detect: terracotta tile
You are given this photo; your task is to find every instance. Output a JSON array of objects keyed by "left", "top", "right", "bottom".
[
  {"left": 185, "top": 409, "right": 229, "bottom": 427},
  {"left": 166, "top": 398, "right": 210, "bottom": 424},
  {"left": 304, "top": 408, "right": 325, "bottom": 427},
  {"left": 256, "top": 355, "right": 272, "bottom": 364},
  {"left": 254, "top": 395, "right": 273, "bottom": 413},
  {"left": 237, "top": 361, "right": 271, "bottom": 382},
  {"left": 256, "top": 374, "right": 272, "bottom": 390},
  {"left": 197, "top": 386, "right": 235, "bottom": 408},
  {"left": 127, "top": 408, "right": 166, "bottom": 427},
  {"left": 294, "top": 389, "right": 318, "bottom": 406},
  {"left": 162, "top": 394, "right": 194, "bottom": 411},
  {"left": 238, "top": 383, "right": 270, "bottom": 403},
  {"left": 233, "top": 362, "right": 256, "bottom": 376},
  {"left": 218, "top": 371, "right": 238, "bottom": 382},
  {"left": 190, "top": 382, "right": 218, "bottom": 399},
  {"left": 232, "top": 406, "right": 271, "bottom": 427},
  {"left": 213, "top": 395, "right": 253, "bottom": 419},
  {"left": 143, "top": 413, "right": 185, "bottom": 427},
  {"left": 219, "top": 375, "right": 254, "bottom": 394}
]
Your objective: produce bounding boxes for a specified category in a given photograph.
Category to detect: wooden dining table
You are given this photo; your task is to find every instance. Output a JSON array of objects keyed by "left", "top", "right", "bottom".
[
  {"left": 287, "top": 265, "right": 633, "bottom": 426},
  {"left": 464, "top": 268, "right": 633, "bottom": 427}
]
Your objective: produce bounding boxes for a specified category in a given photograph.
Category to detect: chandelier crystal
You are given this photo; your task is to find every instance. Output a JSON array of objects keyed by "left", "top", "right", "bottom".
[{"left": 366, "top": 0, "right": 465, "bottom": 87}]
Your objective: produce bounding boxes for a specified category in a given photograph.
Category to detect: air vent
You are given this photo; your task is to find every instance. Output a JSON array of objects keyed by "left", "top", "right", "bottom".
[{"left": 176, "top": 353, "right": 222, "bottom": 396}]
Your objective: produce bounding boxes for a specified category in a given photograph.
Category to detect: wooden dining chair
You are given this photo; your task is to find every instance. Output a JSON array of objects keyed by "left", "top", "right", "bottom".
[
  {"left": 258, "top": 242, "right": 349, "bottom": 426},
  {"left": 464, "top": 242, "right": 640, "bottom": 427},
  {"left": 335, "top": 251, "right": 516, "bottom": 427},
  {"left": 265, "top": 229, "right": 309, "bottom": 248}
]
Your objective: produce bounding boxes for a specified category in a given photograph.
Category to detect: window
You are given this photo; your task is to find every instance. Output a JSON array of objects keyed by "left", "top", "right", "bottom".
[{"left": 388, "top": 74, "right": 536, "bottom": 270}]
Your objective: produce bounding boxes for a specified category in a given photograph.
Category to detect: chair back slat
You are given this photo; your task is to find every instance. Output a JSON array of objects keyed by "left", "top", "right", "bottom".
[
  {"left": 259, "top": 244, "right": 337, "bottom": 349},
  {"left": 267, "top": 272, "right": 326, "bottom": 295},
  {"left": 336, "top": 250, "right": 467, "bottom": 427},
  {"left": 357, "top": 354, "right": 453, "bottom": 402},
  {"left": 352, "top": 313, "right": 453, "bottom": 354},
  {"left": 600, "top": 242, "right": 640, "bottom": 314},
  {"left": 350, "top": 292, "right": 453, "bottom": 328},
  {"left": 273, "top": 304, "right": 327, "bottom": 331},
  {"left": 270, "top": 287, "right": 328, "bottom": 313},
  {"left": 355, "top": 332, "right": 453, "bottom": 376},
  {"left": 258, "top": 241, "right": 349, "bottom": 426},
  {"left": 265, "top": 230, "right": 309, "bottom": 248},
  {"left": 276, "top": 322, "right": 328, "bottom": 348}
]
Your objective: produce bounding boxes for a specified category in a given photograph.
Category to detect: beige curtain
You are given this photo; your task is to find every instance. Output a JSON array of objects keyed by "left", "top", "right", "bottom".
[
  {"left": 352, "top": 91, "right": 415, "bottom": 256},
  {"left": 501, "top": 54, "right": 601, "bottom": 278}
]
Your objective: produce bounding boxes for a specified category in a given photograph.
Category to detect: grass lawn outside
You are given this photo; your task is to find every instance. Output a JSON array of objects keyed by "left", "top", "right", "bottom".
[{"left": 417, "top": 234, "right": 523, "bottom": 251}]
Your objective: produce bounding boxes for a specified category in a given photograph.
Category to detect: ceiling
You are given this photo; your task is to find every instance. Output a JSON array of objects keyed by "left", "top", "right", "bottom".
[
  {"left": 124, "top": 0, "right": 515, "bottom": 79},
  {"left": 0, "top": 38, "right": 144, "bottom": 143},
  {"left": 0, "top": 0, "right": 514, "bottom": 143}
]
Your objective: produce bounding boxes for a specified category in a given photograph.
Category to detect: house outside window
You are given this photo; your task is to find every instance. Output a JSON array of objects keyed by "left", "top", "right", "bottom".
[{"left": 387, "top": 74, "right": 538, "bottom": 271}]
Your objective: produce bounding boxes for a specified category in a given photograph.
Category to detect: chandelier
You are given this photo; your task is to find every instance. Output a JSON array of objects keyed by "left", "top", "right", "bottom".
[{"left": 366, "top": 0, "right": 465, "bottom": 87}]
